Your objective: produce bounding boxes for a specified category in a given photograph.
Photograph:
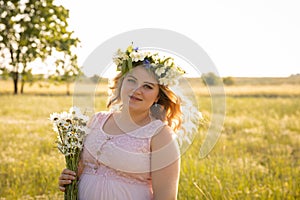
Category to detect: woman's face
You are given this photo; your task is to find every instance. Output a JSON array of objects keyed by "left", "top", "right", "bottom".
[{"left": 120, "top": 66, "right": 159, "bottom": 112}]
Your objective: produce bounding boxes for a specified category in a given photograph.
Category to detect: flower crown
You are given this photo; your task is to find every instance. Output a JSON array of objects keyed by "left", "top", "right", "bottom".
[{"left": 112, "top": 44, "right": 185, "bottom": 86}]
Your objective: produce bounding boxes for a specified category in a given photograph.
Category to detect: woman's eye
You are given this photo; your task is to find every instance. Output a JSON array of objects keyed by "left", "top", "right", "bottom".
[
  {"left": 143, "top": 85, "right": 153, "bottom": 89},
  {"left": 127, "top": 79, "right": 136, "bottom": 83}
]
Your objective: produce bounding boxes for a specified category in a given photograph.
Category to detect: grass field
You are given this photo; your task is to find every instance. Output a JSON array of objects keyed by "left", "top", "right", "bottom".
[{"left": 0, "top": 79, "right": 299, "bottom": 199}]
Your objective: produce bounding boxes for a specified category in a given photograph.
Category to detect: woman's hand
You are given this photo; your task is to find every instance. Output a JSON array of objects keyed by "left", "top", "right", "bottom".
[{"left": 58, "top": 168, "right": 77, "bottom": 192}]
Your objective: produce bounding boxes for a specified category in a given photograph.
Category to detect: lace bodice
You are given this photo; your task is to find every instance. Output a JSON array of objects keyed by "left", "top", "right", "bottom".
[{"left": 80, "top": 112, "right": 166, "bottom": 184}]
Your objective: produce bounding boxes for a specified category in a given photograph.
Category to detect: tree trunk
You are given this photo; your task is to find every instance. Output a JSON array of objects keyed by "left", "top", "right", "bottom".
[
  {"left": 20, "top": 77, "right": 25, "bottom": 94},
  {"left": 66, "top": 82, "right": 70, "bottom": 96},
  {"left": 12, "top": 72, "right": 18, "bottom": 95},
  {"left": 10, "top": 48, "right": 19, "bottom": 95}
]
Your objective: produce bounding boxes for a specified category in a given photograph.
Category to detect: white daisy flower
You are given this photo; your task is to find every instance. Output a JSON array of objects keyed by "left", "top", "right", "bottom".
[
  {"left": 49, "top": 112, "right": 60, "bottom": 122},
  {"left": 130, "top": 51, "right": 146, "bottom": 62},
  {"left": 155, "top": 67, "right": 166, "bottom": 76},
  {"left": 159, "top": 77, "right": 169, "bottom": 86}
]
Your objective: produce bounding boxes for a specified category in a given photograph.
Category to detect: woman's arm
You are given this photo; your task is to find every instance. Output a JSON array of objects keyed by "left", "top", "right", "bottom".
[{"left": 151, "top": 126, "right": 181, "bottom": 200}]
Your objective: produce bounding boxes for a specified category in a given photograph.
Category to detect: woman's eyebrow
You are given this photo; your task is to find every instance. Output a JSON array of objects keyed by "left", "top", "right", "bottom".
[
  {"left": 128, "top": 74, "right": 157, "bottom": 85},
  {"left": 127, "top": 75, "right": 137, "bottom": 80},
  {"left": 144, "top": 82, "right": 156, "bottom": 86}
]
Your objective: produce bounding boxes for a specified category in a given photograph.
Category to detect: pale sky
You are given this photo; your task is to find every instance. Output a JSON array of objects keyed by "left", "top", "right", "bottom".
[{"left": 54, "top": 0, "right": 300, "bottom": 77}]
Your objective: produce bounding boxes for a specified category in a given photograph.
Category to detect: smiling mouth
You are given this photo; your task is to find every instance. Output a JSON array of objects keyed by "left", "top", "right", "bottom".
[{"left": 129, "top": 95, "right": 142, "bottom": 101}]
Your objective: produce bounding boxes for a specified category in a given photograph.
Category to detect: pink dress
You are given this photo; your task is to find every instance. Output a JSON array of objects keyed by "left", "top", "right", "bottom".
[{"left": 78, "top": 112, "right": 165, "bottom": 200}]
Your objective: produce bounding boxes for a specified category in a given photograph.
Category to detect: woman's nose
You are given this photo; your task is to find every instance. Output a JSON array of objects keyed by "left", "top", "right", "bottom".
[{"left": 132, "top": 85, "right": 143, "bottom": 94}]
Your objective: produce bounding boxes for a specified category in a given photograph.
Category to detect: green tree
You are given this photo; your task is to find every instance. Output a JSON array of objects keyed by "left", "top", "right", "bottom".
[
  {"left": 201, "top": 72, "right": 222, "bottom": 86},
  {"left": 223, "top": 76, "right": 235, "bottom": 85},
  {"left": 90, "top": 74, "right": 101, "bottom": 84},
  {"left": 0, "top": 0, "right": 79, "bottom": 94},
  {"left": 49, "top": 53, "right": 82, "bottom": 95}
]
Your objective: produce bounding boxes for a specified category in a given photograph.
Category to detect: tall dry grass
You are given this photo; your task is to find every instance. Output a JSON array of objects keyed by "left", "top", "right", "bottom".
[{"left": 0, "top": 79, "right": 299, "bottom": 199}]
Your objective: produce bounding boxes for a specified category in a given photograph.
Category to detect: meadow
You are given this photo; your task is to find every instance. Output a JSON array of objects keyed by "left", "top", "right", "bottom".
[{"left": 0, "top": 79, "right": 299, "bottom": 199}]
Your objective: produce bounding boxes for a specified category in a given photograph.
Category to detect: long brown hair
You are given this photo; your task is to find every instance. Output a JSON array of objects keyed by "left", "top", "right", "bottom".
[{"left": 107, "top": 65, "right": 182, "bottom": 131}]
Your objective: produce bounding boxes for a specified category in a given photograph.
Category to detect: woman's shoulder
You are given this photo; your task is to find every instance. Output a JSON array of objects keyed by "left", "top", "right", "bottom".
[
  {"left": 149, "top": 122, "right": 175, "bottom": 144},
  {"left": 87, "top": 111, "right": 111, "bottom": 128},
  {"left": 152, "top": 125, "right": 174, "bottom": 141},
  {"left": 93, "top": 111, "right": 111, "bottom": 119}
]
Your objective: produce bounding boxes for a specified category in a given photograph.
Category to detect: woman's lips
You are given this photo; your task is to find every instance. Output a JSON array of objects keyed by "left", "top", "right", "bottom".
[{"left": 129, "top": 95, "right": 142, "bottom": 101}]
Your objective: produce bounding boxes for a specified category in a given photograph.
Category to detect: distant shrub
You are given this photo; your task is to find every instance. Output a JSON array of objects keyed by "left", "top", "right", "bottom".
[
  {"left": 289, "top": 73, "right": 300, "bottom": 78},
  {"left": 201, "top": 72, "right": 222, "bottom": 85},
  {"left": 223, "top": 76, "right": 235, "bottom": 85}
]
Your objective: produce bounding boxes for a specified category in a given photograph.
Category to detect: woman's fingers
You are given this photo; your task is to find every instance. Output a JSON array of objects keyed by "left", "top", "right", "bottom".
[
  {"left": 59, "top": 172, "right": 76, "bottom": 181},
  {"left": 59, "top": 185, "right": 66, "bottom": 192},
  {"left": 62, "top": 168, "right": 77, "bottom": 176},
  {"left": 58, "top": 168, "right": 77, "bottom": 191},
  {"left": 58, "top": 177, "right": 72, "bottom": 185}
]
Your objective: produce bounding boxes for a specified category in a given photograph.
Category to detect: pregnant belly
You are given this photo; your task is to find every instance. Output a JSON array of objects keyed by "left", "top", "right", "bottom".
[{"left": 78, "top": 173, "right": 153, "bottom": 200}]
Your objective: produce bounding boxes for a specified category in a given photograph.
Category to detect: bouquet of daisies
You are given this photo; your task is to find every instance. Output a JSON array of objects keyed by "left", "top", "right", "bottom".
[{"left": 50, "top": 107, "right": 89, "bottom": 200}]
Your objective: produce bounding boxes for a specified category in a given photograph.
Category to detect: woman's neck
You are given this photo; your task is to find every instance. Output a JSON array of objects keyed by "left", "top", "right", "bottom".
[{"left": 118, "top": 108, "right": 151, "bottom": 126}]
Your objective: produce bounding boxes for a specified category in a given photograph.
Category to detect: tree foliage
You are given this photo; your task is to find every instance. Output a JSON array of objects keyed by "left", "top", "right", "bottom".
[
  {"left": 0, "top": 0, "right": 80, "bottom": 94},
  {"left": 48, "top": 53, "right": 82, "bottom": 95},
  {"left": 223, "top": 76, "right": 235, "bottom": 85},
  {"left": 201, "top": 72, "right": 222, "bottom": 86}
]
